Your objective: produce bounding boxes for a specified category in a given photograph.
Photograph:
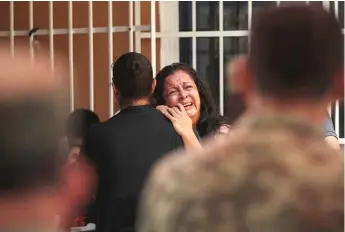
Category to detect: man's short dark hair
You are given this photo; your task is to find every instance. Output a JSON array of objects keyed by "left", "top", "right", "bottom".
[
  {"left": 249, "top": 5, "right": 343, "bottom": 100},
  {"left": 111, "top": 52, "right": 154, "bottom": 104},
  {"left": 66, "top": 109, "right": 100, "bottom": 147}
]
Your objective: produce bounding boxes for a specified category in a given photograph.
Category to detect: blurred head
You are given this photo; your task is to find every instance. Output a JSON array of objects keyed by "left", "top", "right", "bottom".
[
  {"left": 153, "top": 63, "right": 226, "bottom": 137},
  {"left": 111, "top": 52, "right": 156, "bottom": 108},
  {"left": 226, "top": 55, "right": 248, "bottom": 96},
  {"left": 0, "top": 47, "right": 95, "bottom": 227},
  {"left": 225, "top": 56, "right": 248, "bottom": 124},
  {"left": 237, "top": 5, "right": 343, "bottom": 109},
  {"left": 66, "top": 109, "right": 100, "bottom": 149}
]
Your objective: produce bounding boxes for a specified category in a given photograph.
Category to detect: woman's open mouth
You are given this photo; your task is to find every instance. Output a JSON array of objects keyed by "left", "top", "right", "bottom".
[{"left": 182, "top": 102, "right": 193, "bottom": 110}]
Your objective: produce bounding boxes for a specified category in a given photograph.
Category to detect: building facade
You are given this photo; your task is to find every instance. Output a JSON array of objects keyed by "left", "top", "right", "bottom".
[{"left": 0, "top": 1, "right": 343, "bottom": 144}]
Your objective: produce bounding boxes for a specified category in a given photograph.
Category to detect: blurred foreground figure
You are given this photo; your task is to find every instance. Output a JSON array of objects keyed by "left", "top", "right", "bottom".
[
  {"left": 323, "top": 112, "right": 340, "bottom": 150},
  {"left": 227, "top": 56, "right": 341, "bottom": 150},
  {"left": 0, "top": 47, "right": 95, "bottom": 231},
  {"left": 66, "top": 109, "right": 100, "bottom": 227},
  {"left": 137, "top": 5, "right": 344, "bottom": 232}
]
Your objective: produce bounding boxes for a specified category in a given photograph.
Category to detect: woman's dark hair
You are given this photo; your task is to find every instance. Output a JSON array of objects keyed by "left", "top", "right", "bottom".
[
  {"left": 66, "top": 109, "right": 100, "bottom": 146},
  {"left": 152, "top": 63, "right": 227, "bottom": 138}
]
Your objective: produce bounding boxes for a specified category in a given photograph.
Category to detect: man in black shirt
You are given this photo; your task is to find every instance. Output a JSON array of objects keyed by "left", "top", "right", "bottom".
[{"left": 81, "top": 52, "right": 184, "bottom": 232}]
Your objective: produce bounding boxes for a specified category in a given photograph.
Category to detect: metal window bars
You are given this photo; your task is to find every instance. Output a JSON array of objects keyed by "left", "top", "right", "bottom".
[
  {"left": 3, "top": 1, "right": 150, "bottom": 118},
  {"left": 2, "top": 0, "right": 344, "bottom": 143}
]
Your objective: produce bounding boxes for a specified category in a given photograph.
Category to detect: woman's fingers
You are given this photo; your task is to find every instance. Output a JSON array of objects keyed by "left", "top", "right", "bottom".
[
  {"left": 158, "top": 106, "right": 175, "bottom": 120},
  {"left": 157, "top": 104, "right": 188, "bottom": 120},
  {"left": 156, "top": 107, "right": 165, "bottom": 114},
  {"left": 176, "top": 103, "right": 186, "bottom": 113},
  {"left": 156, "top": 105, "right": 168, "bottom": 111},
  {"left": 157, "top": 105, "right": 175, "bottom": 121},
  {"left": 156, "top": 105, "right": 172, "bottom": 117},
  {"left": 167, "top": 107, "right": 178, "bottom": 117},
  {"left": 162, "top": 109, "right": 175, "bottom": 121}
]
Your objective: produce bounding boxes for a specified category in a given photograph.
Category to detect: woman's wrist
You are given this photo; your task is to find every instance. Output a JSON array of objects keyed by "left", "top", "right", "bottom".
[
  {"left": 180, "top": 128, "right": 196, "bottom": 139},
  {"left": 180, "top": 129, "right": 202, "bottom": 150}
]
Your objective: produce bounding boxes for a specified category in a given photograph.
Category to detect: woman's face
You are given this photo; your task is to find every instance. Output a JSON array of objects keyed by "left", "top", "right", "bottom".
[{"left": 163, "top": 70, "right": 201, "bottom": 126}]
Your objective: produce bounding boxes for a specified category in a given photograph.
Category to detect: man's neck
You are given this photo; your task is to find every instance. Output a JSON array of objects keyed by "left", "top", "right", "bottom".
[
  {"left": 244, "top": 95, "right": 329, "bottom": 125},
  {"left": 120, "top": 98, "right": 151, "bottom": 110}
]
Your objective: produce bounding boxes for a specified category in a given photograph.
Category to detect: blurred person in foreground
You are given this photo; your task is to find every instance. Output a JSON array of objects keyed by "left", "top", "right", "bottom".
[
  {"left": 227, "top": 56, "right": 341, "bottom": 150},
  {"left": 81, "top": 52, "right": 184, "bottom": 232},
  {"left": 323, "top": 112, "right": 340, "bottom": 150},
  {"left": 65, "top": 109, "right": 100, "bottom": 228},
  {"left": 0, "top": 48, "right": 96, "bottom": 231},
  {"left": 224, "top": 56, "right": 247, "bottom": 126},
  {"left": 137, "top": 5, "right": 344, "bottom": 232},
  {"left": 66, "top": 109, "right": 100, "bottom": 166}
]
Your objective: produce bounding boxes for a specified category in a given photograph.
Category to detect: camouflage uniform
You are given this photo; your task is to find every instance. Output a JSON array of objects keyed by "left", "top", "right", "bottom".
[{"left": 137, "top": 114, "right": 344, "bottom": 232}]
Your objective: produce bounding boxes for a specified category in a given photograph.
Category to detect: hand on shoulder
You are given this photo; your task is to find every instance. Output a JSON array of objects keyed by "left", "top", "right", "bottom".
[{"left": 156, "top": 104, "right": 193, "bottom": 137}]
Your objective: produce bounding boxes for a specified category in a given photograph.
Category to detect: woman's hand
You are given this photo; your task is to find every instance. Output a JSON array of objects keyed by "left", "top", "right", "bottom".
[
  {"left": 157, "top": 104, "right": 193, "bottom": 137},
  {"left": 157, "top": 104, "right": 202, "bottom": 151}
]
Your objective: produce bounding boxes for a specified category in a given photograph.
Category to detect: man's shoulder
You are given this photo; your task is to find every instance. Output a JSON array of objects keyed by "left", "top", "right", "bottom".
[
  {"left": 90, "top": 115, "right": 122, "bottom": 131},
  {"left": 147, "top": 125, "right": 344, "bottom": 196},
  {"left": 141, "top": 109, "right": 183, "bottom": 136},
  {"left": 146, "top": 108, "right": 177, "bottom": 124}
]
